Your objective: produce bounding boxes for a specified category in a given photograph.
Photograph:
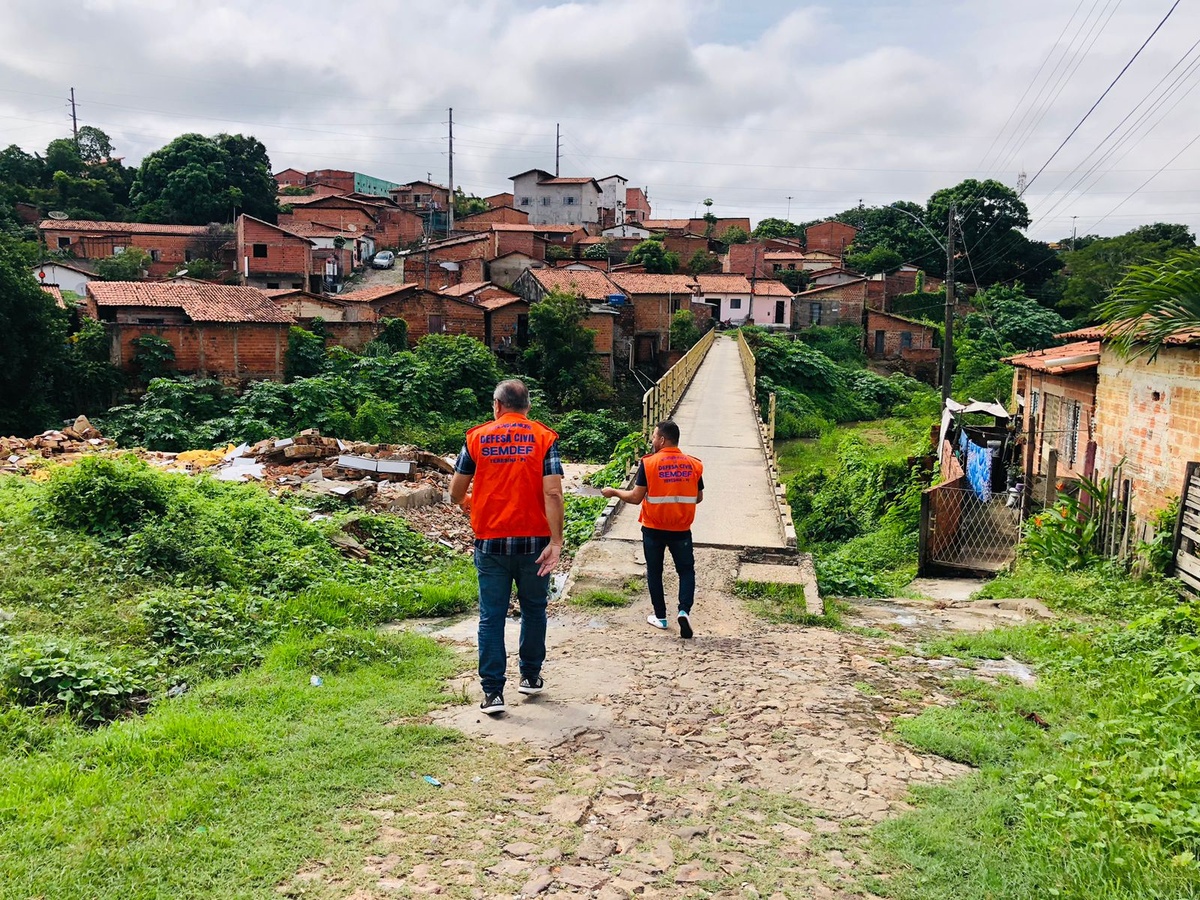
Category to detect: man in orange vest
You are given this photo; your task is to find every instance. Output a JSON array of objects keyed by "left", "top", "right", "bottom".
[
  {"left": 602, "top": 419, "right": 704, "bottom": 638},
  {"left": 450, "top": 379, "right": 565, "bottom": 715}
]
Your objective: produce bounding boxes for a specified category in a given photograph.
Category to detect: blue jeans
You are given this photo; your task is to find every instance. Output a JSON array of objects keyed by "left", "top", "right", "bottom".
[
  {"left": 642, "top": 527, "right": 695, "bottom": 620},
  {"left": 474, "top": 550, "right": 548, "bottom": 694}
]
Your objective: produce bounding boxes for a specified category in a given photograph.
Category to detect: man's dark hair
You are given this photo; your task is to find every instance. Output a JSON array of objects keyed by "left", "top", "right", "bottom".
[
  {"left": 493, "top": 379, "right": 531, "bottom": 412},
  {"left": 655, "top": 420, "right": 680, "bottom": 445}
]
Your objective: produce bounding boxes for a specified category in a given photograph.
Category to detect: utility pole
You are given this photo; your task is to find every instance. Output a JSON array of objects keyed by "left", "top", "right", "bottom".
[
  {"left": 786, "top": 195, "right": 793, "bottom": 222},
  {"left": 447, "top": 107, "right": 454, "bottom": 233},
  {"left": 942, "top": 204, "right": 956, "bottom": 406},
  {"left": 555, "top": 124, "right": 560, "bottom": 177},
  {"left": 1071, "top": 216, "right": 1078, "bottom": 251},
  {"left": 69, "top": 87, "right": 78, "bottom": 143}
]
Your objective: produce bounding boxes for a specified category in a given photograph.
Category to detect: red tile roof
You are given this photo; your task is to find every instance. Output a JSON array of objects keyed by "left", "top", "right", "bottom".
[
  {"left": 40, "top": 284, "right": 66, "bottom": 309},
  {"left": 1060, "top": 321, "right": 1200, "bottom": 346},
  {"left": 337, "top": 283, "right": 421, "bottom": 303},
  {"left": 540, "top": 176, "right": 598, "bottom": 185},
  {"left": 1005, "top": 341, "right": 1100, "bottom": 374},
  {"left": 610, "top": 273, "right": 700, "bottom": 295},
  {"left": 88, "top": 282, "right": 295, "bottom": 324},
  {"left": 439, "top": 281, "right": 492, "bottom": 297},
  {"left": 797, "top": 279, "right": 867, "bottom": 296},
  {"left": 752, "top": 280, "right": 795, "bottom": 296},
  {"left": 530, "top": 268, "right": 619, "bottom": 300},
  {"left": 479, "top": 295, "right": 527, "bottom": 311},
  {"left": 641, "top": 219, "right": 690, "bottom": 230},
  {"left": 696, "top": 274, "right": 752, "bottom": 293},
  {"left": 39, "top": 219, "right": 210, "bottom": 235}
]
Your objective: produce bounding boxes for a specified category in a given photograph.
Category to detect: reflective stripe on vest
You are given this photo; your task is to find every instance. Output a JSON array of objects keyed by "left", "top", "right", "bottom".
[
  {"left": 638, "top": 447, "right": 703, "bottom": 531},
  {"left": 466, "top": 413, "right": 558, "bottom": 540}
]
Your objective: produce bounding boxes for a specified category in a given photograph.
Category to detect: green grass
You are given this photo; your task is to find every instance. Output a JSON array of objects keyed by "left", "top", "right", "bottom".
[
  {"left": 0, "top": 461, "right": 479, "bottom": 897},
  {"left": 0, "top": 634, "right": 460, "bottom": 899},
  {"left": 776, "top": 416, "right": 927, "bottom": 479},
  {"left": 734, "top": 579, "right": 841, "bottom": 627},
  {"left": 570, "top": 589, "right": 631, "bottom": 608},
  {"left": 871, "top": 561, "right": 1200, "bottom": 900}
]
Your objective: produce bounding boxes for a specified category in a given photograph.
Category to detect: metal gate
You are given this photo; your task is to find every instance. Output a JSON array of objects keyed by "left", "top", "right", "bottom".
[{"left": 919, "top": 476, "right": 1022, "bottom": 575}]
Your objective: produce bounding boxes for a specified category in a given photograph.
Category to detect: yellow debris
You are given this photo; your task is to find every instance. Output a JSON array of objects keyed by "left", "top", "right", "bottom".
[{"left": 175, "top": 445, "right": 234, "bottom": 469}]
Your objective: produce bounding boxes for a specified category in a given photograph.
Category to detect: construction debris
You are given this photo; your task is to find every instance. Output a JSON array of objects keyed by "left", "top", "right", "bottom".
[{"left": 0, "top": 415, "right": 115, "bottom": 473}]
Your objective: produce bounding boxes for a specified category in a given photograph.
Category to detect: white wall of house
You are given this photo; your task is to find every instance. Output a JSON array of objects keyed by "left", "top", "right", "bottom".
[
  {"left": 699, "top": 290, "right": 751, "bottom": 324},
  {"left": 602, "top": 223, "right": 649, "bottom": 239},
  {"left": 596, "top": 175, "right": 627, "bottom": 225},
  {"left": 32, "top": 262, "right": 92, "bottom": 297},
  {"left": 512, "top": 171, "right": 600, "bottom": 227}
]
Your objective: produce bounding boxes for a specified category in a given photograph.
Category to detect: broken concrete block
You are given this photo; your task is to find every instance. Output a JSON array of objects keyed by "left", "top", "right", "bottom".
[
  {"left": 382, "top": 483, "right": 441, "bottom": 510},
  {"left": 376, "top": 459, "right": 414, "bottom": 476},
  {"left": 337, "top": 455, "right": 378, "bottom": 473}
]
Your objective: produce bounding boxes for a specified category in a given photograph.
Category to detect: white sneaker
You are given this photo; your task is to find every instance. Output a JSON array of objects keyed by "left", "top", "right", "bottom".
[
  {"left": 647, "top": 615, "right": 668, "bottom": 630},
  {"left": 677, "top": 610, "right": 693, "bottom": 639}
]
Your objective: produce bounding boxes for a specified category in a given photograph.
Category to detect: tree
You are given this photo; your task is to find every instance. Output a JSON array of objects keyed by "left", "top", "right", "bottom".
[
  {"left": 452, "top": 188, "right": 489, "bottom": 218},
  {"left": 670, "top": 309, "right": 701, "bottom": 351},
  {"left": 1096, "top": 250, "right": 1200, "bottom": 360},
  {"left": 836, "top": 202, "right": 940, "bottom": 270},
  {"left": 752, "top": 218, "right": 803, "bottom": 240},
  {"left": 130, "top": 334, "right": 176, "bottom": 385},
  {"left": 545, "top": 243, "right": 572, "bottom": 261},
  {"left": 0, "top": 242, "right": 71, "bottom": 434},
  {"left": 718, "top": 225, "right": 749, "bottom": 245},
  {"left": 0, "top": 145, "right": 42, "bottom": 188},
  {"left": 1058, "top": 223, "right": 1195, "bottom": 321},
  {"left": 53, "top": 170, "right": 115, "bottom": 219},
  {"left": 43, "top": 138, "right": 83, "bottom": 180},
  {"left": 523, "top": 290, "right": 610, "bottom": 408},
  {"left": 686, "top": 249, "right": 721, "bottom": 276},
  {"left": 701, "top": 198, "right": 716, "bottom": 237},
  {"left": 845, "top": 246, "right": 903, "bottom": 275},
  {"left": 776, "top": 269, "right": 809, "bottom": 293},
  {"left": 76, "top": 126, "right": 115, "bottom": 164},
  {"left": 626, "top": 239, "right": 679, "bottom": 274},
  {"left": 96, "top": 248, "right": 151, "bottom": 281},
  {"left": 131, "top": 133, "right": 277, "bottom": 224},
  {"left": 583, "top": 241, "right": 612, "bottom": 260},
  {"left": 286, "top": 325, "right": 327, "bottom": 380}
]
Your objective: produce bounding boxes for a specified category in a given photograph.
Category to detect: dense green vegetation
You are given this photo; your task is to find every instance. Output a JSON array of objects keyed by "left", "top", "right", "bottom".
[
  {"left": 0, "top": 455, "right": 474, "bottom": 895},
  {"left": 876, "top": 560, "right": 1200, "bottom": 900}
]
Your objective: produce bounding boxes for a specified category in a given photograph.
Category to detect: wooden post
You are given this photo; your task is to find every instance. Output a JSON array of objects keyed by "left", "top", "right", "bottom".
[
  {"left": 1045, "top": 449, "right": 1058, "bottom": 506},
  {"left": 1171, "top": 461, "right": 1198, "bottom": 575},
  {"left": 1021, "top": 405, "right": 1037, "bottom": 519},
  {"left": 918, "top": 488, "right": 932, "bottom": 576}
]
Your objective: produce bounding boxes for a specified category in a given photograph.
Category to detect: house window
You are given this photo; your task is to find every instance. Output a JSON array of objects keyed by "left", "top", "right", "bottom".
[
  {"left": 429, "top": 315, "right": 445, "bottom": 333},
  {"left": 292, "top": 282, "right": 304, "bottom": 289},
  {"left": 266, "top": 282, "right": 280, "bottom": 289},
  {"left": 540, "top": 197, "right": 551, "bottom": 206},
  {"left": 787, "top": 263, "right": 796, "bottom": 270},
  {"left": 773, "top": 264, "right": 782, "bottom": 272},
  {"left": 563, "top": 196, "right": 576, "bottom": 206},
  {"left": 1067, "top": 399, "right": 1082, "bottom": 466},
  {"left": 184, "top": 250, "right": 194, "bottom": 262},
  {"left": 57, "top": 237, "right": 71, "bottom": 249},
  {"left": 519, "top": 196, "right": 531, "bottom": 206},
  {"left": 149, "top": 249, "right": 161, "bottom": 262},
  {"left": 809, "top": 302, "right": 822, "bottom": 325},
  {"left": 253, "top": 243, "right": 268, "bottom": 258},
  {"left": 112, "top": 246, "right": 125, "bottom": 255},
  {"left": 136, "top": 317, "right": 165, "bottom": 325},
  {"left": 900, "top": 331, "right": 913, "bottom": 350},
  {"left": 729, "top": 298, "right": 742, "bottom": 309}
]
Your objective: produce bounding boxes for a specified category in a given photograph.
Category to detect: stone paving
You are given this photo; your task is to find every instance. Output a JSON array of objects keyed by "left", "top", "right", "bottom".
[{"left": 272, "top": 546, "right": 1020, "bottom": 900}]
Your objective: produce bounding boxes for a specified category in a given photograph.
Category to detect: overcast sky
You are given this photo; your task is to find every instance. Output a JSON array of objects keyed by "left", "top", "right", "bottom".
[{"left": 4, "top": 0, "right": 1200, "bottom": 240}]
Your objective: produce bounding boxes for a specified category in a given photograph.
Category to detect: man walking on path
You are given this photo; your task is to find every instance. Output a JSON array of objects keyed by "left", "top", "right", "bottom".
[
  {"left": 602, "top": 420, "right": 704, "bottom": 638},
  {"left": 450, "top": 379, "right": 565, "bottom": 715}
]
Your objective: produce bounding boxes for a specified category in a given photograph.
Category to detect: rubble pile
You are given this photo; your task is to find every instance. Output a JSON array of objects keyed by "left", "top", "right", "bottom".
[{"left": 1, "top": 415, "right": 114, "bottom": 473}]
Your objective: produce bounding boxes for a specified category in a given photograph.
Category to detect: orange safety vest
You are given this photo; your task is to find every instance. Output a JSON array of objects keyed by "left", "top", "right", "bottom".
[
  {"left": 638, "top": 446, "right": 703, "bottom": 532},
  {"left": 465, "top": 413, "right": 559, "bottom": 540}
]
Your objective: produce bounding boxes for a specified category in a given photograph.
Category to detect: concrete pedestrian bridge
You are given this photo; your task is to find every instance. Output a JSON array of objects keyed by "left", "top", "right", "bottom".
[{"left": 601, "top": 333, "right": 791, "bottom": 550}]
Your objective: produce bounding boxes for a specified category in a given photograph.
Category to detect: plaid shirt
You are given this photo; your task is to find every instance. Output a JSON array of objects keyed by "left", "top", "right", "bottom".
[{"left": 456, "top": 439, "right": 564, "bottom": 555}]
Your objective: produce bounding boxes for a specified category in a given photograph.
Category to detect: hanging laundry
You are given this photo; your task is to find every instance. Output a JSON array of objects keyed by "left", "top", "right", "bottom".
[{"left": 966, "top": 440, "right": 993, "bottom": 502}]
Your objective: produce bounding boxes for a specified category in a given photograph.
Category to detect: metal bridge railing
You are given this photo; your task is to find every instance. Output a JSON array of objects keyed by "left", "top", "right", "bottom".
[
  {"left": 641, "top": 327, "right": 716, "bottom": 435},
  {"left": 736, "top": 329, "right": 775, "bottom": 453}
]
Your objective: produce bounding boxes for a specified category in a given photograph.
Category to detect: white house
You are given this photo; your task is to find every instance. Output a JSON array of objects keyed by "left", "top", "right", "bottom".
[
  {"left": 510, "top": 168, "right": 601, "bottom": 228},
  {"left": 602, "top": 222, "right": 650, "bottom": 239},
  {"left": 596, "top": 174, "right": 628, "bottom": 226},
  {"left": 696, "top": 273, "right": 753, "bottom": 324},
  {"left": 32, "top": 260, "right": 95, "bottom": 298}
]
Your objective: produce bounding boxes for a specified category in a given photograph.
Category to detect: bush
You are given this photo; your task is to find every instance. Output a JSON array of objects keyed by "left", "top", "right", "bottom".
[
  {"left": 46, "top": 455, "right": 172, "bottom": 537},
  {"left": 2, "top": 642, "right": 146, "bottom": 724},
  {"left": 551, "top": 410, "right": 635, "bottom": 461}
]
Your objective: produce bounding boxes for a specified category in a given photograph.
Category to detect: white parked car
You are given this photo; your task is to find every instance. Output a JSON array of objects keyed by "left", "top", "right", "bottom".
[{"left": 372, "top": 251, "right": 395, "bottom": 269}]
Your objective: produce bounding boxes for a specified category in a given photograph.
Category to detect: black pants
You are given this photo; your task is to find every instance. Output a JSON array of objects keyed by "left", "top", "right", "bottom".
[{"left": 642, "top": 526, "right": 695, "bottom": 619}]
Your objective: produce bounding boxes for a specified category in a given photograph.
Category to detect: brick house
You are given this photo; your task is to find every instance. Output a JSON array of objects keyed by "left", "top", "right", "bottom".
[
  {"left": 259, "top": 288, "right": 377, "bottom": 352},
  {"left": 32, "top": 260, "right": 96, "bottom": 298},
  {"left": 625, "top": 187, "right": 651, "bottom": 224},
  {"left": 300, "top": 169, "right": 399, "bottom": 197},
  {"left": 1005, "top": 340, "right": 1099, "bottom": 488},
  {"left": 609, "top": 273, "right": 701, "bottom": 369},
  {"left": 510, "top": 169, "right": 601, "bottom": 227},
  {"left": 86, "top": 281, "right": 294, "bottom": 382},
  {"left": 485, "top": 192, "right": 514, "bottom": 209},
  {"left": 511, "top": 267, "right": 623, "bottom": 375},
  {"left": 455, "top": 206, "right": 531, "bottom": 231},
  {"left": 281, "top": 194, "right": 425, "bottom": 250},
  {"left": 805, "top": 220, "right": 858, "bottom": 256},
  {"left": 725, "top": 242, "right": 772, "bottom": 278},
  {"left": 39, "top": 219, "right": 218, "bottom": 278},
  {"left": 1056, "top": 326, "right": 1200, "bottom": 536},
  {"left": 236, "top": 215, "right": 316, "bottom": 291},
  {"left": 488, "top": 251, "right": 546, "bottom": 289},
  {"left": 794, "top": 279, "right": 868, "bottom": 328},
  {"left": 687, "top": 217, "right": 751, "bottom": 239},
  {"left": 596, "top": 174, "right": 628, "bottom": 228},
  {"left": 389, "top": 180, "right": 451, "bottom": 234},
  {"left": 337, "top": 283, "right": 485, "bottom": 344},
  {"left": 401, "top": 233, "right": 490, "bottom": 289}
]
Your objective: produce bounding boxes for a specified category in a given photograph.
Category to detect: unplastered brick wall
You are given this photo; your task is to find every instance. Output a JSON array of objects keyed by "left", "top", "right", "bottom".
[
  {"left": 239, "top": 217, "right": 311, "bottom": 280},
  {"left": 111, "top": 323, "right": 287, "bottom": 382},
  {"left": 1093, "top": 344, "right": 1200, "bottom": 530}
]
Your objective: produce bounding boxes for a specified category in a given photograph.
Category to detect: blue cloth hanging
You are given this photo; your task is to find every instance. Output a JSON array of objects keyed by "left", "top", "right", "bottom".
[{"left": 966, "top": 440, "right": 993, "bottom": 502}]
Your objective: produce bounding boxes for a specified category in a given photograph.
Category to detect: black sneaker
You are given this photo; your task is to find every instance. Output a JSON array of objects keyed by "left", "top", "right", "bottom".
[
  {"left": 677, "top": 610, "right": 693, "bottom": 639},
  {"left": 518, "top": 676, "right": 544, "bottom": 696},
  {"left": 480, "top": 692, "right": 506, "bottom": 715}
]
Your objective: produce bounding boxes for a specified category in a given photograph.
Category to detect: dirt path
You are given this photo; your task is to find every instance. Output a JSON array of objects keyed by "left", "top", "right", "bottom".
[{"left": 272, "top": 542, "right": 1039, "bottom": 900}]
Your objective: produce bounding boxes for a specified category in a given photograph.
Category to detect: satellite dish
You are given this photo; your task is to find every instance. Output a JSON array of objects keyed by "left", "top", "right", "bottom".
[
  {"left": 48, "top": 211, "right": 69, "bottom": 220},
  {"left": 174, "top": 269, "right": 189, "bottom": 279}
]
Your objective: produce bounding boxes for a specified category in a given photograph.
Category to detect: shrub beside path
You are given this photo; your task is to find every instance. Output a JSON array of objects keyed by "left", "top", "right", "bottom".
[{"left": 282, "top": 546, "right": 999, "bottom": 899}]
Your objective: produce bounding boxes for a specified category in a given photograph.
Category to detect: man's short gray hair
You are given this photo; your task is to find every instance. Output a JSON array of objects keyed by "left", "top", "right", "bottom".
[{"left": 493, "top": 379, "right": 531, "bottom": 412}]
